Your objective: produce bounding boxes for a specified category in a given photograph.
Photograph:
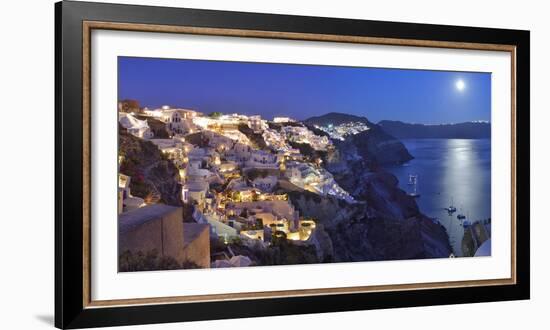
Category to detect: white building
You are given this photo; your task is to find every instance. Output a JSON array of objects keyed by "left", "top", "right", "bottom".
[
  {"left": 284, "top": 161, "right": 354, "bottom": 202},
  {"left": 142, "top": 107, "right": 162, "bottom": 118},
  {"left": 118, "top": 113, "right": 154, "bottom": 139},
  {"left": 252, "top": 175, "right": 278, "bottom": 192},
  {"left": 118, "top": 174, "right": 146, "bottom": 213},
  {"left": 217, "top": 161, "right": 238, "bottom": 173},
  {"left": 187, "top": 167, "right": 212, "bottom": 183},
  {"left": 187, "top": 147, "right": 220, "bottom": 169},
  {"left": 248, "top": 115, "right": 265, "bottom": 133},
  {"left": 151, "top": 106, "right": 199, "bottom": 135},
  {"left": 283, "top": 126, "right": 331, "bottom": 151},
  {"left": 183, "top": 180, "right": 209, "bottom": 207},
  {"left": 149, "top": 138, "right": 186, "bottom": 166},
  {"left": 262, "top": 128, "right": 291, "bottom": 152},
  {"left": 273, "top": 116, "right": 294, "bottom": 123},
  {"left": 250, "top": 150, "right": 276, "bottom": 164},
  {"left": 227, "top": 142, "right": 251, "bottom": 163},
  {"left": 202, "top": 130, "right": 235, "bottom": 151}
]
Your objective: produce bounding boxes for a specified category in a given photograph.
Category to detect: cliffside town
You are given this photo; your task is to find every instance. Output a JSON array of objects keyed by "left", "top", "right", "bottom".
[{"left": 117, "top": 102, "right": 451, "bottom": 271}]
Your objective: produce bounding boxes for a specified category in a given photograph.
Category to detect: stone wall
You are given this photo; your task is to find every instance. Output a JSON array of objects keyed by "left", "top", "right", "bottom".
[
  {"left": 118, "top": 205, "right": 184, "bottom": 261},
  {"left": 181, "top": 223, "right": 211, "bottom": 268}
]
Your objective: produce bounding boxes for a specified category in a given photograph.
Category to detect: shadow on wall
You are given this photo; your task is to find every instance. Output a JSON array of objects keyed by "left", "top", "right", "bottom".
[{"left": 35, "top": 314, "right": 54, "bottom": 326}]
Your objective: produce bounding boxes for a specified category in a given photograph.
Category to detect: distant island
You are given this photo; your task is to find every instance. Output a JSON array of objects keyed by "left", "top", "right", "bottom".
[{"left": 377, "top": 120, "right": 490, "bottom": 139}]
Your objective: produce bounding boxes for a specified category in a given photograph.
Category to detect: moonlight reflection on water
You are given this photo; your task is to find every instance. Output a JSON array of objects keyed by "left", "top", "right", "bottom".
[{"left": 386, "top": 139, "right": 491, "bottom": 256}]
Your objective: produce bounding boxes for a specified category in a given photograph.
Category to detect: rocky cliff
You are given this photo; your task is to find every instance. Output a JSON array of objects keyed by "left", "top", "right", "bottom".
[
  {"left": 287, "top": 178, "right": 451, "bottom": 262},
  {"left": 347, "top": 126, "right": 413, "bottom": 166},
  {"left": 305, "top": 112, "right": 413, "bottom": 166},
  {"left": 119, "top": 129, "right": 182, "bottom": 206},
  {"left": 294, "top": 113, "right": 452, "bottom": 261}
]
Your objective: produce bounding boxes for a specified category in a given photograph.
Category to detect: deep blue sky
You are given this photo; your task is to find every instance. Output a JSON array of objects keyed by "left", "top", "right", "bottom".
[{"left": 118, "top": 56, "right": 491, "bottom": 124}]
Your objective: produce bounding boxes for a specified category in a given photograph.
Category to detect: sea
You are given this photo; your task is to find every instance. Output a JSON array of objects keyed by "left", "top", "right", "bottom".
[{"left": 385, "top": 139, "right": 491, "bottom": 256}]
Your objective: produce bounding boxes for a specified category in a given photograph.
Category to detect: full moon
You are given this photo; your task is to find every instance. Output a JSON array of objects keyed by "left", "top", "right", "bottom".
[{"left": 455, "top": 79, "right": 466, "bottom": 92}]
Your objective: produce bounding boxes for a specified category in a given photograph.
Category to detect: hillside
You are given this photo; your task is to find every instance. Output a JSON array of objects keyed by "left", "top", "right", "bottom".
[
  {"left": 285, "top": 172, "right": 452, "bottom": 262},
  {"left": 304, "top": 112, "right": 413, "bottom": 165},
  {"left": 118, "top": 128, "right": 182, "bottom": 206},
  {"left": 297, "top": 114, "right": 451, "bottom": 259},
  {"left": 135, "top": 114, "right": 170, "bottom": 138},
  {"left": 304, "top": 112, "right": 371, "bottom": 126}
]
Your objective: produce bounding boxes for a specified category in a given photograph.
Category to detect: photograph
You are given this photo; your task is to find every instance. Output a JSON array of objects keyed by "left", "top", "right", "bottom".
[
  {"left": 49, "top": 1, "right": 531, "bottom": 328},
  {"left": 117, "top": 56, "right": 492, "bottom": 271}
]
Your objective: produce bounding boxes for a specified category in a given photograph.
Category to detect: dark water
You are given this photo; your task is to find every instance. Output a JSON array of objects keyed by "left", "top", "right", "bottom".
[{"left": 385, "top": 139, "right": 491, "bottom": 256}]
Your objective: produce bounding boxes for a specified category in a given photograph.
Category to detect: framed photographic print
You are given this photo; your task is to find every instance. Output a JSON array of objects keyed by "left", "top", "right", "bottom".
[{"left": 55, "top": 1, "right": 530, "bottom": 328}]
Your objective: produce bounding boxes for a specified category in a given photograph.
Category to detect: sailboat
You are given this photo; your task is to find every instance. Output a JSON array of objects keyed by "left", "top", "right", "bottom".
[
  {"left": 408, "top": 174, "right": 421, "bottom": 198},
  {"left": 446, "top": 197, "right": 457, "bottom": 213}
]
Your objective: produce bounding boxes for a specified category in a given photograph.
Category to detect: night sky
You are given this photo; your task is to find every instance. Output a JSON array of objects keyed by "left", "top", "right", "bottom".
[{"left": 118, "top": 56, "right": 491, "bottom": 124}]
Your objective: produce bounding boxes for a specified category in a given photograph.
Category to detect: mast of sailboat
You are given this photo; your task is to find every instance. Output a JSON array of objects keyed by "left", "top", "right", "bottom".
[
  {"left": 408, "top": 174, "right": 420, "bottom": 198},
  {"left": 447, "top": 197, "right": 457, "bottom": 213}
]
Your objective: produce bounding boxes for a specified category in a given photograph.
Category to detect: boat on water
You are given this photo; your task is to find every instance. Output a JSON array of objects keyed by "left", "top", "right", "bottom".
[
  {"left": 456, "top": 205, "right": 466, "bottom": 220},
  {"left": 446, "top": 198, "right": 457, "bottom": 213},
  {"left": 407, "top": 174, "right": 420, "bottom": 198}
]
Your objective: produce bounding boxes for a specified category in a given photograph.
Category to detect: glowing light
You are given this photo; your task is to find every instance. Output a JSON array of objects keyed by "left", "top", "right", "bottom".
[{"left": 455, "top": 79, "right": 466, "bottom": 92}]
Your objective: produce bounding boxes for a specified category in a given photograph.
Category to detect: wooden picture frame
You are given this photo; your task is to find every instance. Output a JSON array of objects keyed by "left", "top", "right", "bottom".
[{"left": 55, "top": 1, "right": 530, "bottom": 328}]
